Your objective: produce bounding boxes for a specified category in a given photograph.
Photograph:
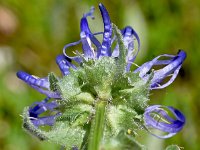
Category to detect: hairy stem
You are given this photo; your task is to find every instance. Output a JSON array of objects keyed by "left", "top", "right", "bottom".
[{"left": 88, "top": 100, "right": 107, "bottom": 150}]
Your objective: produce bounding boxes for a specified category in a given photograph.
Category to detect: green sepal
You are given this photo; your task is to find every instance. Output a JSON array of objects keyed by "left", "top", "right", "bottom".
[
  {"left": 121, "top": 72, "right": 151, "bottom": 112},
  {"left": 106, "top": 105, "right": 143, "bottom": 137},
  {"left": 112, "top": 24, "right": 128, "bottom": 74},
  {"left": 22, "top": 107, "right": 86, "bottom": 149},
  {"left": 56, "top": 103, "right": 93, "bottom": 127},
  {"left": 45, "top": 122, "right": 85, "bottom": 149},
  {"left": 57, "top": 70, "right": 82, "bottom": 101},
  {"left": 48, "top": 72, "right": 59, "bottom": 92},
  {"left": 22, "top": 107, "right": 48, "bottom": 141},
  {"left": 82, "top": 57, "right": 116, "bottom": 100}
]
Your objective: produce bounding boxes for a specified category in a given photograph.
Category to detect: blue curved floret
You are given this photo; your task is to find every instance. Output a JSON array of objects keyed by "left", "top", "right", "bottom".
[
  {"left": 144, "top": 105, "right": 185, "bottom": 139},
  {"left": 29, "top": 97, "right": 61, "bottom": 127},
  {"left": 56, "top": 54, "right": 76, "bottom": 76},
  {"left": 98, "top": 3, "right": 112, "bottom": 57},
  {"left": 17, "top": 71, "right": 50, "bottom": 89},
  {"left": 17, "top": 71, "right": 60, "bottom": 98},
  {"left": 134, "top": 50, "right": 186, "bottom": 89},
  {"left": 122, "top": 26, "right": 140, "bottom": 71}
]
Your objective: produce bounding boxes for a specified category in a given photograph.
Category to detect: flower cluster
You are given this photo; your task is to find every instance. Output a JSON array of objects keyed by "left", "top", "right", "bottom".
[{"left": 17, "top": 3, "right": 186, "bottom": 149}]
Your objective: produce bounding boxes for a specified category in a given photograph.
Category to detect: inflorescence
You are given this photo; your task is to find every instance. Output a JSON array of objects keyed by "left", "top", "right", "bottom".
[{"left": 17, "top": 3, "right": 186, "bottom": 149}]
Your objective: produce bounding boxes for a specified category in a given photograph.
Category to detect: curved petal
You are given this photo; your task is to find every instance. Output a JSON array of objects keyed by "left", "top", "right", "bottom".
[
  {"left": 56, "top": 54, "right": 76, "bottom": 76},
  {"left": 31, "top": 115, "right": 60, "bottom": 127},
  {"left": 17, "top": 71, "right": 49, "bottom": 89},
  {"left": 80, "top": 16, "right": 102, "bottom": 56},
  {"left": 121, "top": 26, "right": 140, "bottom": 71},
  {"left": 134, "top": 50, "right": 186, "bottom": 89},
  {"left": 134, "top": 54, "right": 176, "bottom": 77},
  {"left": 17, "top": 71, "right": 60, "bottom": 98},
  {"left": 80, "top": 31, "right": 95, "bottom": 59},
  {"left": 80, "top": 13, "right": 95, "bottom": 58},
  {"left": 29, "top": 98, "right": 61, "bottom": 127},
  {"left": 144, "top": 105, "right": 185, "bottom": 139},
  {"left": 98, "top": 3, "right": 112, "bottom": 57},
  {"left": 151, "top": 50, "right": 186, "bottom": 89},
  {"left": 30, "top": 98, "right": 58, "bottom": 116},
  {"left": 63, "top": 40, "right": 83, "bottom": 63},
  {"left": 30, "top": 85, "right": 61, "bottom": 99}
]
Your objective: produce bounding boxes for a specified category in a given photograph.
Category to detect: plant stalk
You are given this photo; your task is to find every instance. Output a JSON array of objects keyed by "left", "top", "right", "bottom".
[{"left": 88, "top": 100, "right": 107, "bottom": 150}]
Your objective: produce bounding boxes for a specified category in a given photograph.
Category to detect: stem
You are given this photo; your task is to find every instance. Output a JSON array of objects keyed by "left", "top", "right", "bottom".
[{"left": 88, "top": 100, "right": 107, "bottom": 150}]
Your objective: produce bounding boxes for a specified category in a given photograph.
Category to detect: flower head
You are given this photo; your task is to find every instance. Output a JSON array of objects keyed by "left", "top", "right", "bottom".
[{"left": 17, "top": 3, "right": 186, "bottom": 148}]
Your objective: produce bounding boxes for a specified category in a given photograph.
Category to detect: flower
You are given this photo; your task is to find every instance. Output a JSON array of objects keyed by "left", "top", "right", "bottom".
[
  {"left": 144, "top": 105, "right": 185, "bottom": 138},
  {"left": 17, "top": 3, "right": 186, "bottom": 142}
]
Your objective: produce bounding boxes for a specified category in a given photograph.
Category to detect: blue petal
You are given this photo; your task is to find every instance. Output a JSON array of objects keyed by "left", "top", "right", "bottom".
[
  {"left": 80, "top": 13, "right": 102, "bottom": 56},
  {"left": 134, "top": 50, "right": 186, "bottom": 89},
  {"left": 63, "top": 40, "right": 83, "bottom": 63},
  {"left": 144, "top": 105, "right": 185, "bottom": 139},
  {"left": 29, "top": 98, "right": 61, "bottom": 127},
  {"left": 80, "top": 31, "right": 95, "bottom": 59},
  {"left": 56, "top": 54, "right": 76, "bottom": 76},
  {"left": 30, "top": 98, "right": 57, "bottom": 116},
  {"left": 17, "top": 71, "right": 60, "bottom": 98},
  {"left": 124, "top": 27, "right": 140, "bottom": 71},
  {"left": 17, "top": 71, "right": 49, "bottom": 89},
  {"left": 80, "top": 11, "right": 95, "bottom": 58},
  {"left": 30, "top": 85, "right": 61, "bottom": 98},
  {"left": 31, "top": 115, "right": 60, "bottom": 127},
  {"left": 98, "top": 3, "right": 112, "bottom": 57}
]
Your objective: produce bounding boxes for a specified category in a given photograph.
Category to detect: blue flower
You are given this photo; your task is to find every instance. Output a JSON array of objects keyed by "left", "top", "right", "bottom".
[
  {"left": 17, "top": 2, "right": 186, "bottom": 138},
  {"left": 144, "top": 105, "right": 185, "bottom": 138}
]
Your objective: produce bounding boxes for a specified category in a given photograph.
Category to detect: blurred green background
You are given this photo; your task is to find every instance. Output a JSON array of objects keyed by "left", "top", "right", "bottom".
[{"left": 0, "top": 0, "right": 199, "bottom": 149}]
